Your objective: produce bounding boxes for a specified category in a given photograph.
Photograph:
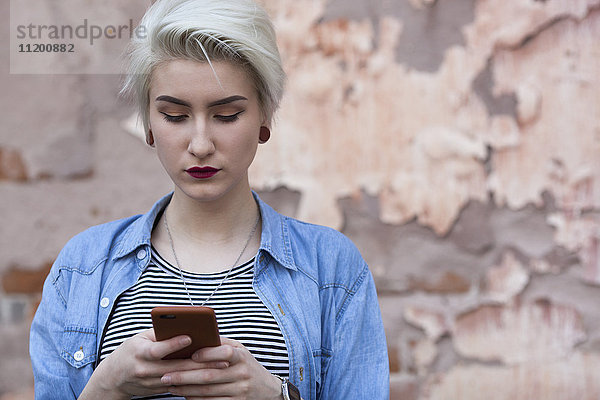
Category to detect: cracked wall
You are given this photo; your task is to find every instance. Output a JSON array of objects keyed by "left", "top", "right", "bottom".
[{"left": 1, "top": 0, "right": 599, "bottom": 399}]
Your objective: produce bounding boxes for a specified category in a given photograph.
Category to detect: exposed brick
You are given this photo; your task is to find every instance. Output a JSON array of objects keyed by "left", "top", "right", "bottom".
[
  {"left": 0, "top": 322, "right": 33, "bottom": 396},
  {"left": 0, "top": 147, "right": 28, "bottom": 182},
  {"left": 0, "top": 389, "right": 34, "bottom": 400},
  {"left": 390, "top": 374, "right": 419, "bottom": 400},
  {"left": 1, "top": 262, "right": 52, "bottom": 295},
  {"left": 389, "top": 344, "right": 402, "bottom": 373},
  {"left": 409, "top": 271, "right": 471, "bottom": 294},
  {"left": 390, "top": 373, "right": 420, "bottom": 400}
]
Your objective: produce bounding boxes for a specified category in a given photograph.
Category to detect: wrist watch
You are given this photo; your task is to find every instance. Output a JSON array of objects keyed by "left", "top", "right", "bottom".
[{"left": 280, "top": 377, "right": 302, "bottom": 400}]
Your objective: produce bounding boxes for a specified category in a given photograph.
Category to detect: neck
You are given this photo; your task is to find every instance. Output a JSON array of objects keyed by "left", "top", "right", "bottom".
[{"left": 165, "top": 184, "right": 260, "bottom": 246}]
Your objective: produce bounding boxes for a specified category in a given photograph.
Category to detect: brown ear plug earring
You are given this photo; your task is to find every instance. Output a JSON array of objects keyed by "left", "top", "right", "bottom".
[
  {"left": 259, "top": 126, "right": 271, "bottom": 144},
  {"left": 147, "top": 130, "right": 155, "bottom": 147}
]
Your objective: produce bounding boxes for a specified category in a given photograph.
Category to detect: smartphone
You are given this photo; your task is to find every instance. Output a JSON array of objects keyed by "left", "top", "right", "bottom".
[{"left": 151, "top": 306, "right": 221, "bottom": 360}]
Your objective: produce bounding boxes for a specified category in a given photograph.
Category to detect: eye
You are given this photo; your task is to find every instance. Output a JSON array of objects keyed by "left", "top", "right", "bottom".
[
  {"left": 160, "top": 112, "right": 187, "bottom": 123},
  {"left": 214, "top": 110, "right": 244, "bottom": 123}
]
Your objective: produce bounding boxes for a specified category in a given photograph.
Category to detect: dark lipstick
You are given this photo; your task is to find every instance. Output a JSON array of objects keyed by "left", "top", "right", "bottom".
[{"left": 185, "top": 166, "right": 220, "bottom": 179}]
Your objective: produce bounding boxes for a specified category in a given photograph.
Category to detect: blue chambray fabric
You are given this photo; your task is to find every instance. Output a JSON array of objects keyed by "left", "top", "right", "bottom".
[{"left": 30, "top": 191, "right": 389, "bottom": 399}]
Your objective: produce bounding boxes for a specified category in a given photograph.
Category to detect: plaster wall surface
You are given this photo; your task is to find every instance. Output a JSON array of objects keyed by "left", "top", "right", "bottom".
[{"left": 1, "top": 0, "right": 599, "bottom": 399}]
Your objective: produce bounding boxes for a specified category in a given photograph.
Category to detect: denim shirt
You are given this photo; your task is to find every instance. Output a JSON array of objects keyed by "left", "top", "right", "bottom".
[{"left": 30, "top": 192, "right": 389, "bottom": 399}]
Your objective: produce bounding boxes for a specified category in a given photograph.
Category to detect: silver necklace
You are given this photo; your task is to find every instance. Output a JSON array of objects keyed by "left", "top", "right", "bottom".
[{"left": 163, "top": 209, "right": 260, "bottom": 307}]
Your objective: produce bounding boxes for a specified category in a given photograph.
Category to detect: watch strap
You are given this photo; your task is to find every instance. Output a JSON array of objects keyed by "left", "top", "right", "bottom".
[{"left": 276, "top": 376, "right": 302, "bottom": 400}]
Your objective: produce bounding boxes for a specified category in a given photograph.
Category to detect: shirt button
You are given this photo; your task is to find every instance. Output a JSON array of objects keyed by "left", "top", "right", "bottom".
[
  {"left": 137, "top": 249, "right": 147, "bottom": 260},
  {"left": 259, "top": 255, "right": 265, "bottom": 263},
  {"left": 74, "top": 350, "right": 84, "bottom": 361},
  {"left": 100, "top": 297, "right": 110, "bottom": 308}
]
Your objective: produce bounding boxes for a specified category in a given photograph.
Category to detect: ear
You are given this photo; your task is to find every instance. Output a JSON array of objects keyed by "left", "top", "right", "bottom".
[
  {"left": 258, "top": 126, "right": 271, "bottom": 144},
  {"left": 146, "top": 129, "right": 155, "bottom": 147}
]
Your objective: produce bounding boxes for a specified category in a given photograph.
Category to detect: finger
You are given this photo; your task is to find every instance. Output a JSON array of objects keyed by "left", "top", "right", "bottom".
[
  {"left": 191, "top": 336, "right": 246, "bottom": 363},
  {"left": 169, "top": 382, "right": 248, "bottom": 399},
  {"left": 133, "top": 354, "right": 230, "bottom": 380},
  {"left": 160, "top": 358, "right": 230, "bottom": 372},
  {"left": 135, "top": 327, "right": 157, "bottom": 341},
  {"left": 131, "top": 376, "right": 167, "bottom": 390},
  {"left": 162, "top": 364, "right": 241, "bottom": 387},
  {"left": 169, "top": 383, "right": 230, "bottom": 398},
  {"left": 169, "top": 387, "right": 232, "bottom": 400},
  {"left": 145, "top": 335, "right": 192, "bottom": 360},
  {"left": 219, "top": 336, "right": 245, "bottom": 348},
  {"left": 191, "top": 343, "right": 242, "bottom": 364},
  {"left": 196, "top": 360, "right": 230, "bottom": 369}
]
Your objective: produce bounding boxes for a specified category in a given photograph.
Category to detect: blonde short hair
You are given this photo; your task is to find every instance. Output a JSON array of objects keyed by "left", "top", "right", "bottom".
[{"left": 120, "top": 0, "right": 286, "bottom": 138}]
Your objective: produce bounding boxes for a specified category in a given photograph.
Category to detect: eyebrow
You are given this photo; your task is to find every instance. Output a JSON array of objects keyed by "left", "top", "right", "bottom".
[
  {"left": 207, "top": 95, "right": 248, "bottom": 107},
  {"left": 155, "top": 95, "right": 191, "bottom": 107},
  {"left": 154, "top": 95, "right": 248, "bottom": 108}
]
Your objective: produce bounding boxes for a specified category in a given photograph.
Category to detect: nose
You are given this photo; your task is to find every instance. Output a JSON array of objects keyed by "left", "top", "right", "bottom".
[{"left": 187, "top": 121, "right": 215, "bottom": 159}]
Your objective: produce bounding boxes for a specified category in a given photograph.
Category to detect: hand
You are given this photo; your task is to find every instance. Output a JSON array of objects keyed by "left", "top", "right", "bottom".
[
  {"left": 79, "top": 329, "right": 228, "bottom": 399},
  {"left": 161, "top": 336, "right": 283, "bottom": 400}
]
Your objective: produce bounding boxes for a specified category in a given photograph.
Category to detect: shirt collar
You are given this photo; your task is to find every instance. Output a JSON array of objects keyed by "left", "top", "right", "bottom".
[
  {"left": 252, "top": 191, "right": 297, "bottom": 271},
  {"left": 113, "top": 191, "right": 297, "bottom": 271},
  {"left": 112, "top": 192, "right": 173, "bottom": 261}
]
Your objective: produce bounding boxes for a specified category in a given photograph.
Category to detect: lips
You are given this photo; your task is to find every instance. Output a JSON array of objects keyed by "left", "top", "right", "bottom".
[{"left": 185, "top": 166, "right": 220, "bottom": 179}]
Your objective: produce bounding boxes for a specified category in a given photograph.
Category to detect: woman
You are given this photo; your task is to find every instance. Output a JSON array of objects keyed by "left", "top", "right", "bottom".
[{"left": 29, "top": 0, "right": 389, "bottom": 399}]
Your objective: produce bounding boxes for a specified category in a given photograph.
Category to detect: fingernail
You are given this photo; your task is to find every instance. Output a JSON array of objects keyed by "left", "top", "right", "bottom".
[
  {"left": 218, "top": 361, "right": 229, "bottom": 369},
  {"left": 180, "top": 336, "right": 191, "bottom": 346},
  {"left": 161, "top": 375, "right": 172, "bottom": 385}
]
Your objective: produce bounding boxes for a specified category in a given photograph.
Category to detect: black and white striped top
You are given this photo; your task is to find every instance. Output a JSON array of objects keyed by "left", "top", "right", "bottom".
[{"left": 98, "top": 246, "right": 289, "bottom": 398}]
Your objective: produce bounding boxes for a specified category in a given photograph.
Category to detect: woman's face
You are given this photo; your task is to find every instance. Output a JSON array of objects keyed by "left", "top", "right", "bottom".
[{"left": 148, "top": 59, "right": 264, "bottom": 203}]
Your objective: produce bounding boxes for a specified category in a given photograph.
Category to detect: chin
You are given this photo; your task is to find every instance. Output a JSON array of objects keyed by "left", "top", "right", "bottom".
[
  {"left": 183, "top": 188, "right": 226, "bottom": 203},
  {"left": 177, "top": 182, "right": 241, "bottom": 204}
]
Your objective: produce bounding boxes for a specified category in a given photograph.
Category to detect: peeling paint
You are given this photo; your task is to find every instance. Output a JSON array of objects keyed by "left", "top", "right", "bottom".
[
  {"left": 121, "top": 0, "right": 599, "bottom": 238},
  {"left": 548, "top": 212, "right": 600, "bottom": 284},
  {"left": 485, "top": 251, "right": 530, "bottom": 303},
  {"left": 324, "top": 0, "right": 476, "bottom": 73},
  {"left": 403, "top": 306, "right": 448, "bottom": 341},
  {"left": 453, "top": 300, "right": 586, "bottom": 364},
  {"left": 5, "top": 0, "right": 598, "bottom": 397},
  {"left": 424, "top": 352, "right": 600, "bottom": 400},
  {"left": 412, "top": 339, "right": 438, "bottom": 376},
  {"left": 489, "top": 9, "right": 600, "bottom": 211}
]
